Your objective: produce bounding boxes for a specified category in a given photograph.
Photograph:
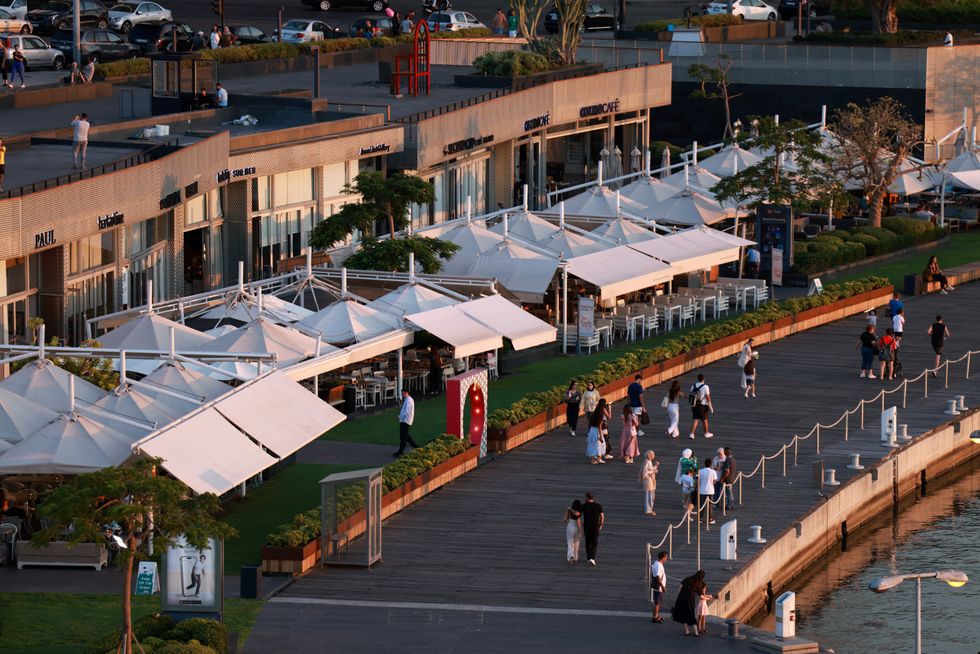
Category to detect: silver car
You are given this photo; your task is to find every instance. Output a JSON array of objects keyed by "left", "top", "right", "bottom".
[
  {"left": 0, "top": 0, "right": 27, "bottom": 20},
  {"left": 0, "top": 33, "right": 65, "bottom": 69},
  {"left": 108, "top": 2, "right": 171, "bottom": 33}
]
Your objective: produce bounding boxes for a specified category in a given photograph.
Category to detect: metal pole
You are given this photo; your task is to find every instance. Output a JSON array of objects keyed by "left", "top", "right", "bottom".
[
  {"left": 924, "top": 371, "right": 928, "bottom": 398},
  {"left": 278, "top": 7, "right": 284, "bottom": 44},
  {"left": 686, "top": 509, "right": 691, "bottom": 544},
  {"left": 761, "top": 457, "right": 766, "bottom": 489},
  {"left": 562, "top": 266, "right": 568, "bottom": 354},
  {"left": 73, "top": 0, "right": 80, "bottom": 66},
  {"left": 782, "top": 445, "right": 787, "bottom": 477},
  {"left": 861, "top": 402, "right": 865, "bottom": 430},
  {"left": 967, "top": 351, "right": 972, "bottom": 380},
  {"left": 668, "top": 525, "right": 673, "bottom": 559},
  {"left": 738, "top": 475, "right": 743, "bottom": 505},
  {"left": 816, "top": 424, "right": 820, "bottom": 454},
  {"left": 696, "top": 499, "right": 701, "bottom": 570},
  {"left": 916, "top": 576, "right": 922, "bottom": 654},
  {"left": 793, "top": 436, "right": 798, "bottom": 466},
  {"left": 396, "top": 347, "right": 403, "bottom": 395},
  {"left": 313, "top": 48, "right": 321, "bottom": 99},
  {"left": 903, "top": 380, "right": 908, "bottom": 408},
  {"left": 945, "top": 360, "right": 949, "bottom": 388}
]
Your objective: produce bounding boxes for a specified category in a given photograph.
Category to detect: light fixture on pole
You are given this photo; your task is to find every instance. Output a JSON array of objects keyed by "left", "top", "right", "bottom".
[{"left": 867, "top": 569, "right": 968, "bottom": 654}]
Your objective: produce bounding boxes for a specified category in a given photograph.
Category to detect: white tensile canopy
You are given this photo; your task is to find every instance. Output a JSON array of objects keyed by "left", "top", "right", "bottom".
[
  {"left": 644, "top": 189, "right": 731, "bottom": 226},
  {"left": 533, "top": 229, "right": 607, "bottom": 258},
  {"left": 96, "top": 313, "right": 215, "bottom": 376},
  {"left": 617, "top": 174, "right": 681, "bottom": 209},
  {"left": 946, "top": 150, "right": 980, "bottom": 174},
  {"left": 199, "top": 292, "right": 314, "bottom": 324},
  {"left": 368, "top": 283, "right": 459, "bottom": 316},
  {"left": 539, "top": 185, "right": 646, "bottom": 220},
  {"left": 660, "top": 166, "right": 722, "bottom": 195},
  {"left": 453, "top": 295, "right": 556, "bottom": 350},
  {"left": 204, "top": 324, "right": 238, "bottom": 337},
  {"left": 406, "top": 305, "right": 503, "bottom": 358},
  {"left": 566, "top": 245, "right": 673, "bottom": 303},
  {"left": 0, "top": 412, "right": 137, "bottom": 474},
  {"left": 630, "top": 227, "right": 754, "bottom": 274},
  {"left": 950, "top": 169, "right": 980, "bottom": 191},
  {"left": 887, "top": 169, "right": 935, "bottom": 195},
  {"left": 466, "top": 240, "right": 559, "bottom": 304},
  {"left": 589, "top": 217, "right": 657, "bottom": 244},
  {"left": 94, "top": 384, "right": 195, "bottom": 428},
  {"left": 0, "top": 387, "right": 59, "bottom": 446},
  {"left": 140, "top": 361, "right": 232, "bottom": 402},
  {"left": 198, "top": 317, "right": 338, "bottom": 379},
  {"left": 489, "top": 209, "right": 559, "bottom": 242},
  {"left": 0, "top": 358, "right": 105, "bottom": 412},
  {"left": 697, "top": 144, "right": 763, "bottom": 178},
  {"left": 437, "top": 221, "right": 505, "bottom": 254},
  {"left": 297, "top": 299, "right": 401, "bottom": 345}
]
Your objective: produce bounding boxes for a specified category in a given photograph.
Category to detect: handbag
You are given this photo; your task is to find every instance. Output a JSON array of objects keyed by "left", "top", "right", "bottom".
[
  {"left": 640, "top": 410, "right": 650, "bottom": 425},
  {"left": 660, "top": 396, "right": 669, "bottom": 409}
]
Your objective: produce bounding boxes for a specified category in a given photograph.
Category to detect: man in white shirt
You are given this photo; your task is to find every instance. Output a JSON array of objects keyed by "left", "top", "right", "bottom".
[
  {"left": 944, "top": 31, "right": 953, "bottom": 46},
  {"left": 394, "top": 389, "right": 419, "bottom": 457},
  {"left": 215, "top": 82, "right": 228, "bottom": 108},
  {"left": 210, "top": 25, "right": 221, "bottom": 49},
  {"left": 892, "top": 307, "right": 905, "bottom": 346},
  {"left": 650, "top": 550, "right": 668, "bottom": 623},
  {"left": 698, "top": 458, "right": 718, "bottom": 525},
  {"left": 689, "top": 373, "right": 714, "bottom": 440},
  {"left": 71, "top": 113, "right": 90, "bottom": 169}
]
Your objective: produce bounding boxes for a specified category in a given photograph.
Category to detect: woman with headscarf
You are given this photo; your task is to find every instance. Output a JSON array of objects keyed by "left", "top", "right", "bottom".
[
  {"left": 639, "top": 450, "right": 659, "bottom": 515},
  {"left": 672, "top": 573, "right": 700, "bottom": 636},
  {"left": 563, "top": 499, "right": 583, "bottom": 562},
  {"left": 676, "top": 448, "right": 698, "bottom": 510},
  {"left": 586, "top": 401, "right": 605, "bottom": 465},
  {"left": 582, "top": 382, "right": 599, "bottom": 424}
]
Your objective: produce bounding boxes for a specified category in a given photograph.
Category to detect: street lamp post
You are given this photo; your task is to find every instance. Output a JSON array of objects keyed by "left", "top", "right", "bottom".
[{"left": 867, "top": 569, "right": 968, "bottom": 654}]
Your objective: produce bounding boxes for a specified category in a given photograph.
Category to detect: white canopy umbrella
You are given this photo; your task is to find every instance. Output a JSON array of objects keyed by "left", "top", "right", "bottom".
[
  {"left": 489, "top": 209, "right": 559, "bottom": 242},
  {"left": 590, "top": 217, "right": 658, "bottom": 244},
  {"left": 141, "top": 361, "right": 231, "bottom": 401},
  {"left": 0, "top": 358, "right": 105, "bottom": 412},
  {"left": 540, "top": 185, "right": 646, "bottom": 220},
  {"left": 467, "top": 240, "right": 559, "bottom": 304},
  {"left": 94, "top": 384, "right": 194, "bottom": 428},
  {"left": 698, "top": 144, "right": 762, "bottom": 178},
  {"left": 298, "top": 299, "right": 401, "bottom": 345},
  {"left": 0, "top": 387, "right": 59, "bottom": 446},
  {"left": 618, "top": 174, "right": 681, "bottom": 209},
  {"left": 887, "top": 169, "right": 935, "bottom": 195},
  {"left": 0, "top": 411, "right": 137, "bottom": 474},
  {"left": 645, "top": 189, "right": 731, "bottom": 226},
  {"left": 951, "top": 169, "right": 980, "bottom": 191},
  {"left": 97, "top": 313, "right": 215, "bottom": 376},
  {"left": 368, "top": 283, "right": 459, "bottom": 316},
  {"left": 204, "top": 324, "right": 238, "bottom": 337},
  {"left": 534, "top": 229, "right": 606, "bottom": 258},
  {"left": 946, "top": 150, "right": 980, "bottom": 173},
  {"left": 199, "top": 317, "right": 337, "bottom": 379},
  {"left": 437, "top": 221, "right": 505, "bottom": 254},
  {"left": 661, "top": 166, "right": 722, "bottom": 195},
  {"left": 199, "top": 293, "right": 314, "bottom": 325}
]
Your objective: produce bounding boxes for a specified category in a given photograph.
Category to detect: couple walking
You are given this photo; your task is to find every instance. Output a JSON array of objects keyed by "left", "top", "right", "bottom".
[
  {"left": 563, "top": 492, "right": 604, "bottom": 566},
  {"left": 662, "top": 374, "right": 714, "bottom": 439}
]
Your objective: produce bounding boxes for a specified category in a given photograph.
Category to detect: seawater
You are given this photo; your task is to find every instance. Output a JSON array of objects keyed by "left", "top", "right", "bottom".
[{"left": 753, "top": 457, "right": 980, "bottom": 654}]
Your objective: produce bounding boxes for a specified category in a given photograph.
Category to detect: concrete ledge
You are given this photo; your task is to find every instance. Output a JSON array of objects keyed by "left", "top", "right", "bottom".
[
  {"left": 0, "top": 81, "right": 112, "bottom": 110},
  {"left": 751, "top": 635, "right": 819, "bottom": 653}
]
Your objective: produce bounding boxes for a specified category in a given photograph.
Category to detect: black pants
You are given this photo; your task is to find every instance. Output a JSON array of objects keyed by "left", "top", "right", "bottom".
[
  {"left": 584, "top": 527, "right": 599, "bottom": 560},
  {"left": 397, "top": 422, "right": 419, "bottom": 454},
  {"left": 566, "top": 404, "right": 580, "bottom": 432},
  {"left": 933, "top": 273, "right": 949, "bottom": 288}
]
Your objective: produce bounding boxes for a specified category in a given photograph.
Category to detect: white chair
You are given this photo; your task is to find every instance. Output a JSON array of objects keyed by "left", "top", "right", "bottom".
[
  {"left": 756, "top": 285, "right": 770, "bottom": 305},
  {"left": 579, "top": 332, "right": 601, "bottom": 354},
  {"left": 717, "top": 295, "right": 731, "bottom": 317},
  {"left": 382, "top": 378, "right": 397, "bottom": 403},
  {"left": 0, "top": 523, "right": 17, "bottom": 566},
  {"left": 643, "top": 312, "right": 659, "bottom": 336},
  {"left": 679, "top": 302, "right": 695, "bottom": 328},
  {"left": 442, "top": 367, "right": 454, "bottom": 391},
  {"left": 612, "top": 315, "right": 634, "bottom": 341},
  {"left": 486, "top": 352, "right": 498, "bottom": 379}
]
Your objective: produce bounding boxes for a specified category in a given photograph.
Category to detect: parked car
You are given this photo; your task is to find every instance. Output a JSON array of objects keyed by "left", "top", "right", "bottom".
[
  {"left": 777, "top": 0, "right": 827, "bottom": 20},
  {"left": 0, "top": 0, "right": 27, "bottom": 20},
  {"left": 127, "top": 21, "right": 194, "bottom": 53},
  {"left": 227, "top": 24, "right": 271, "bottom": 44},
  {"left": 0, "top": 32, "right": 64, "bottom": 68},
  {"left": 0, "top": 7, "right": 30, "bottom": 32},
  {"left": 348, "top": 16, "right": 393, "bottom": 37},
  {"left": 108, "top": 2, "right": 172, "bottom": 33},
  {"left": 706, "top": 0, "right": 777, "bottom": 20},
  {"left": 426, "top": 11, "right": 486, "bottom": 32},
  {"left": 278, "top": 18, "right": 333, "bottom": 43},
  {"left": 27, "top": 0, "right": 108, "bottom": 33},
  {"left": 544, "top": 3, "right": 615, "bottom": 33},
  {"left": 51, "top": 27, "right": 139, "bottom": 62},
  {"left": 301, "top": 0, "right": 388, "bottom": 13}
]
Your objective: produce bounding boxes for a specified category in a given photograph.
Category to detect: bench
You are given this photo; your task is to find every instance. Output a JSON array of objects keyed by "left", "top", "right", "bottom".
[
  {"left": 904, "top": 262, "right": 980, "bottom": 295},
  {"left": 16, "top": 540, "right": 107, "bottom": 570}
]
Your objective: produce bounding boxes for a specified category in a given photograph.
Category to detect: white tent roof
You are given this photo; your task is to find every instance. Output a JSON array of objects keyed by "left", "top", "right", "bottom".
[
  {"left": 947, "top": 150, "right": 980, "bottom": 173},
  {"left": 204, "top": 324, "right": 238, "bottom": 337},
  {"left": 0, "top": 358, "right": 106, "bottom": 412},
  {"left": 566, "top": 245, "right": 674, "bottom": 302},
  {"left": 367, "top": 283, "right": 459, "bottom": 316},
  {"left": 297, "top": 299, "right": 401, "bottom": 345},
  {"left": 199, "top": 293, "right": 314, "bottom": 324},
  {"left": 94, "top": 384, "right": 194, "bottom": 428},
  {"left": 137, "top": 408, "right": 277, "bottom": 496},
  {"left": 539, "top": 185, "right": 646, "bottom": 220},
  {"left": 0, "top": 412, "right": 137, "bottom": 474},
  {"left": 629, "top": 227, "right": 753, "bottom": 274},
  {"left": 454, "top": 295, "right": 556, "bottom": 350},
  {"left": 660, "top": 166, "right": 722, "bottom": 194},
  {"left": 466, "top": 241, "right": 559, "bottom": 303},
  {"left": 697, "top": 144, "right": 763, "bottom": 178},
  {"left": 437, "top": 221, "right": 505, "bottom": 254},
  {"left": 887, "top": 169, "right": 934, "bottom": 195},
  {"left": 214, "top": 371, "right": 346, "bottom": 459},
  {"left": 140, "top": 362, "right": 232, "bottom": 402},
  {"left": 97, "top": 313, "right": 214, "bottom": 351},
  {"left": 490, "top": 209, "right": 559, "bottom": 242},
  {"left": 950, "top": 169, "right": 980, "bottom": 191},
  {"left": 0, "top": 387, "right": 59, "bottom": 445},
  {"left": 589, "top": 217, "right": 657, "bottom": 244},
  {"left": 199, "top": 317, "right": 337, "bottom": 378},
  {"left": 644, "top": 190, "right": 731, "bottom": 226},
  {"left": 533, "top": 229, "right": 607, "bottom": 258},
  {"left": 406, "top": 306, "right": 503, "bottom": 358},
  {"left": 618, "top": 174, "right": 681, "bottom": 209}
]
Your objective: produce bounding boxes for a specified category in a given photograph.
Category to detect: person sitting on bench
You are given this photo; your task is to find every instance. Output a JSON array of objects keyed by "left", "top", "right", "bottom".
[
  {"left": 924, "top": 255, "right": 955, "bottom": 294},
  {"left": 192, "top": 87, "right": 214, "bottom": 110}
]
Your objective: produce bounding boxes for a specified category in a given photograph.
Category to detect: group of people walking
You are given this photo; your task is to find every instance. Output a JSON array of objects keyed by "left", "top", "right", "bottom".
[{"left": 858, "top": 288, "right": 951, "bottom": 380}]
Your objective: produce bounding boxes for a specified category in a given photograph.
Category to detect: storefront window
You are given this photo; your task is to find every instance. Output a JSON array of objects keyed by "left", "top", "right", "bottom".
[
  {"left": 67, "top": 270, "right": 115, "bottom": 345},
  {"left": 185, "top": 189, "right": 223, "bottom": 226},
  {"left": 323, "top": 163, "right": 346, "bottom": 199},
  {"left": 255, "top": 208, "right": 314, "bottom": 277},
  {"left": 251, "top": 176, "right": 271, "bottom": 212},
  {"left": 273, "top": 169, "right": 314, "bottom": 206},
  {"left": 68, "top": 233, "right": 115, "bottom": 276},
  {"left": 1, "top": 257, "right": 28, "bottom": 296}
]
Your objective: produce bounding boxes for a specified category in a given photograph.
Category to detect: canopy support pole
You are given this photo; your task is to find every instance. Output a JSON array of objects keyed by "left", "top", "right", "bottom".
[
  {"left": 939, "top": 169, "right": 947, "bottom": 228},
  {"left": 562, "top": 266, "right": 568, "bottom": 355},
  {"left": 397, "top": 347, "right": 403, "bottom": 395}
]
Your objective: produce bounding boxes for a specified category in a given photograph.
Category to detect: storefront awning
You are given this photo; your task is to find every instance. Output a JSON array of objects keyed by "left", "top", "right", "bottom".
[
  {"left": 455, "top": 295, "right": 556, "bottom": 350},
  {"left": 629, "top": 227, "right": 753, "bottom": 275},
  {"left": 566, "top": 245, "right": 673, "bottom": 302},
  {"left": 406, "top": 306, "right": 503, "bottom": 358},
  {"left": 214, "top": 371, "right": 345, "bottom": 460}
]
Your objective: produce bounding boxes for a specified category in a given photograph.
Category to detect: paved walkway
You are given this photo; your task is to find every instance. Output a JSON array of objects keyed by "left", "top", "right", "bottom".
[{"left": 242, "top": 281, "right": 980, "bottom": 652}]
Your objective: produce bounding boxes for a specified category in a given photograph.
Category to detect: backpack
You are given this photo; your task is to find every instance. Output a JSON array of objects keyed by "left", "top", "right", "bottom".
[{"left": 688, "top": 383, "right": 704, "bottom": 407}]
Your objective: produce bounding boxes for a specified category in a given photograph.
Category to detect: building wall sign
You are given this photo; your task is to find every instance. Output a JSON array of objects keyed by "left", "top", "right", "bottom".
[
  {"left": 579, "top": 99, "right": 621, "bottom": 118},
  {"left": 216, "top": 166, "right": 257, "bottom": 184},
  {"left": 160, "top": 190, "right": 181, "bottom": 210},
  {"left": 360, "top": 144, "right": 390, "bottom": 155},
  {"left": 98, "top": 211, "right": 124, "bottom": 230},
  {"left": 443, "top": 135, "right": 494, "bottom": 156},
  {"left": 523, "top": 114, "right": 551, "bottom": 131},
  {"left": 34, "top": 229, "right": 55, "bottom": 250}
]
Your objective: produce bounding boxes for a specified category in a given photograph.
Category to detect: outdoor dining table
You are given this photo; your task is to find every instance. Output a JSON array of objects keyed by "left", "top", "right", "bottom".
[
  {"left": 625, "top": 305, "right": 660, "bottom": 338},
  {"left": 650, "top": 297, "right": 683, "bottom": 331}
]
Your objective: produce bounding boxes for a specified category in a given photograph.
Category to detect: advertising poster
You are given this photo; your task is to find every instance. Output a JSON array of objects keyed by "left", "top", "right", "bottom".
[
  {"left": 577, "top": 297, "right": 595, "bottom": 338},
  {"left": 162, "top": 536, "right": 223, "bottom": 613},
  {"left": 771, "top": 248, "right": 784, "bottom": 286}
]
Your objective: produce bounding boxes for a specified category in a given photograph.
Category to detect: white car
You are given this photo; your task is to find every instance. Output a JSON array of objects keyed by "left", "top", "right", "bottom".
[
  {"left": 426, "top": 11, "right": 487, "bottom": 32},
  {"left": 0, "top": 0, "right": 26, "bottom": 20},
  {"left": 0, "top": 7, "right": 30, "bottom": 32},
  {"left": 279, "top": 18, "right": 329, "bottom": 43},
  {"left": 706, "top": 0, "right": 778, "bottom": 21},
  {"left": 108, "top": 2, "right": 171, "bottom": 33}
]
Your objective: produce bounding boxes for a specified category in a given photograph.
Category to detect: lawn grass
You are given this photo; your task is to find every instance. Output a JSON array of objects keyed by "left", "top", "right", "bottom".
[
  {"left": 222, "top": 463, "right": 357, "bottom": 574},
  {"left": 0, "top": 592, "right": 262, "bottom": 654},
  {"left": 836, "top": 231, "right": 980, "bottom": 288}
]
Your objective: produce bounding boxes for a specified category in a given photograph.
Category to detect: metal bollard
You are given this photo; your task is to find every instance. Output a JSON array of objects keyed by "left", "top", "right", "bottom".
[
  {"left": 956, "top": 395, "right": 967, "bottom": 411},
  {"left": 723, "top": 617, "right": 746, "bottom": 640},
  {"left": 945, "top": 399, "right": 960, "bottom": 416},
  {"left": 823, "top": 468, "right": 840, "bottom": 486},
  {"left": 847, "top": 453, "right": 864, "bottom": 470},
  {"left": 897, "top": 423, "right": 910, "bottom": 442},
  {"left": 748, "top": 525, "right": 766, "bottom": 544}
]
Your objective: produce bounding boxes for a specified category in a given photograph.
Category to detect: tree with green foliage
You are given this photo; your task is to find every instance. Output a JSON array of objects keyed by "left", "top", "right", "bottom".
[
  {"left": 711, "top": 116, "right": 847, "bottom": 215},
  {"left": 867, "top": 0, "right": 900, "bottom": 33},
  {"left": 689, "top": 55, "right": 741, "bottom": 141},
  {"left": 552, "top": 0, "right": 588, "bottom": 65},
  {"left": 510, "top": 0, "right": 550, "bottom": 41},
  {"left": 343, "top": 235, "right": 461, "bottom": 274},
  {"left": 32, "top": 459, "right": 236, "bottom": 654}
]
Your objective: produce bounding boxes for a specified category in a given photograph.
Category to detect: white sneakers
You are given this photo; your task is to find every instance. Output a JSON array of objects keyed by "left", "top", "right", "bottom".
[
  {"left": 589, "top": 559, "right": 596, "bottom": 566},
  {"left": 704, "top": 432, "right": 714, "bottom": 439},
  {"left": 637, "top": 430, "right": 645, "bottom": 437},
  {"left": 860, "top": 371, "right": 866, "bottom": 378},
  {"left": 868, "top": 372, "right": 877, "bottom": 379},
  {"left": 689, "top": 433, "right": 695, "bottom": 439}
]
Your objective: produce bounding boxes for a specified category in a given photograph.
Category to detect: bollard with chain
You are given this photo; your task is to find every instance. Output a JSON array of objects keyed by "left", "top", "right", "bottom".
[
  {"left": 761, "top": 456, "right": 766, "bottom": 489},
  {"left": 860, "top": 401, "right": 865, "bottom": 429},
  {"left": 782, "top": 444, "right": 787, "bottom": 477},
  {"left": 902, "top": 380, "right": 907, "bottom": 408},
  {"left": 945, "top": 361, "right": 949, "bottom": 389},
  {"left": 925, "top": 371, "right": 929, "bottom": 398},
  {"left": 816, "top": 423, "right": 821, "bottom": 454},
  {"left": 845, "top": 411, "right": 849, "bottom": 441}
]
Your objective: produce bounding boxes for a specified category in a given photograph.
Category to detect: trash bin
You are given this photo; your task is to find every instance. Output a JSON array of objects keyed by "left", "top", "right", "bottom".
[
  {"left": 904, "top": 273, "right": 918, "bottom": 296},
  {"left": 343, "top": 386, "right": 357, "bottom": 414},
  {"left": 775, "top": 591, "right": 796, "bottom": 639},
  {"left": 240, "top": 564, "right": 262, "bottom": 599}
]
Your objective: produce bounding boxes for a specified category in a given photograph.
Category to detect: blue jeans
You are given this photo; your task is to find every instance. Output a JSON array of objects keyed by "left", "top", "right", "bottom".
[{"left": 860, "top": 346, "right": 875, "bottom": 371}]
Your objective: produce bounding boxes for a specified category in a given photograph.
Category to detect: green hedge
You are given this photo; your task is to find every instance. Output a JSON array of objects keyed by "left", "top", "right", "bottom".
[
  {"left": 87, "top": 615, "right": 227, "bottom": 654},
  {"left": 793, "top": 217, "right": 943, "bottom": 274},
  {"left": 831, "top": 0, "right": 980, "bottom": 23},
  {"left": 805, "top": 29, "right": 971, "bottom": 46},
  {"left": 265, "top": 434, "right": 468, "bottom": 547},
  {"left": 635, "top": 14, "right": 743, "bottom": 32},
  {"left": 473, "top": 50, "right": 551, "bottom": 76},
  {"left": 487, "top": 276, "right": 890, "bottom": 430}
]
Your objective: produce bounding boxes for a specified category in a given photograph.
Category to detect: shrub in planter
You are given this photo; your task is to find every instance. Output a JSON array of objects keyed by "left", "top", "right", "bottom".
[
  {"left": 161, "top": 618, "right": 227, "bottom": 653},
  {"left": 473, "top": 50, "right": 551, "bottom": 76},
  {"left": 635, "top": 13, "right": 743, "bottom": 32}
]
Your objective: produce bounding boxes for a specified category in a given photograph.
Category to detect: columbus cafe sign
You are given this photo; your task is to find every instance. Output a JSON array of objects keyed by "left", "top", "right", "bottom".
[{"left": 579, "top": 99, "right": 621, "bottom": 119}]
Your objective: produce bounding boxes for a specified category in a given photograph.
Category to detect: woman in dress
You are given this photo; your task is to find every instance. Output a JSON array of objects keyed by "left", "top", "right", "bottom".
[
  {"left": 665, "top": 380, "right": 681, "bottom": 438},
  {"left": 692, "top": 570, "right": 712, "bottom": 636},
  {"left": 924, "top": 255, "right": 954, "bottom": 294},
  {"left": 737, "top": 338, "right": 755, "bottom": 389},
  {"left": 582, "top": 382, "right": 599, "bottom": 424},
  {"left": 586, "top": 401, "right": 605, "bottom": 465},
  {"left": 619, "top": 403, "right": 640, "bottom": 463},
  {"left": 672, "top": 574, "right": 700, "bottom": 636},
  {"left": 597, "top": 398, "right": 612, "bottom": 460},
  {"left": 878, "top": 327, "right": 897, "bottom": 381},
  {"left": 640, "top": 450, "right": 659, "bottom": 515},
  {"left": 564, "top": 499, "right": 583, "bottom": 562},
  {"left": 565, "top": 381, "right": 582, "bottom": 437}
]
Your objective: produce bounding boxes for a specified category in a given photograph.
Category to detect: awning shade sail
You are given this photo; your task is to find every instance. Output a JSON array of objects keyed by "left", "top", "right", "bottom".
[
  {"left": 367, "top": 283, "right": 458, "bottom": 315},
  {"left": 0, "top": 359, "right": 105, "bottom": 412},
  {"left": 138, "top": 408, "right": 277, "bottom": 496},
  {"left": 951, "top": 169, "right": 980, "bottom": 190},
  {"left": 0, "top": 413, "right": 137, "bottom": 474},
  {"left": 566, "top": 245, "right": 673, "bottom": 301},
  {"left": 406, "top": 306, "right": 503, "bottom": 358},
  {"left": 618, "top": 174, "right": 683, "bottom": 209},
  {"left": 297, "top": 299, "right": 401, "bottom": 344},
  {"left": 0, "top": 387, "right": 60, "bottom": 445},
  {"left": 490, "top": 209, "right": 559, "bottom": 241},
  {"left": 455, "top": 295, "right": 556, "bottom": 350},
  {"left": 141, "top": 362, "right": 232, "bottom": 402},
  {"left": 97, "top": 314, "right": 214, "bottom": 351},
  {"left": 589, "top": 217, "right": 657, "bottom": 244},
  {"left": 539, "top": 185, "right": 646, "bottom": 219},
  {"left": 214, "top": 371, "right": 345, "bottom": 459},
  {"left": 629, "top": 227, "right": 754, "bottom": 274}
]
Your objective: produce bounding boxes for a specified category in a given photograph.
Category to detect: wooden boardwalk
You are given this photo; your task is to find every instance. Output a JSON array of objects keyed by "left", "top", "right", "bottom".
[{"left": 281, "top": 282, "right": 980, "bottom": 614}]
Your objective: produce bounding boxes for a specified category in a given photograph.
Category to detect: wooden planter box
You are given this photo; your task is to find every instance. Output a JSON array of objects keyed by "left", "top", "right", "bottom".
[
  {"left": 260, "top": 538, "right": 320, "bottom": 576},
  {"left": 619, "top": 21, "right": 782, "bottom": 43},
  {"left": 454, "top": 64, "right": 605, "bottom": 89},
  {"left": 488, "top": 286, "right": 893, "bottom": 452}
]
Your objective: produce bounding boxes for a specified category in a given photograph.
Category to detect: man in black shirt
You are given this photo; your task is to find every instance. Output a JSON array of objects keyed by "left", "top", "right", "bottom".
[
  {"left": 927, "top": 315, "right": 950, "bottom": 377},
  {"left": 580, "top": 492, "right": 604, "bottom": 566},
  {"left": 720, "top": 447, "right": 736, "bottom": 511}
]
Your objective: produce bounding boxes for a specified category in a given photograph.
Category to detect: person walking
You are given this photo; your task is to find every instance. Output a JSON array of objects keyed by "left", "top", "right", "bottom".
[
  {"left": 688, "top": 374, "right": 713, "bottom": 439},
  {"left": 924, "top": 255, "right": 954, "bottom": 294},
  {"left": 580, "top": 492, "right": 603, "bottom": 566},
  {"left": 866, "top": 309, "right": 878, "bottom": 335},
  {"left": 597, "top": 398, "right": 612, "bottom": 460},
  {"left": 210, "top": 25, "right": 221, "bottom": 49},
  {"left": 619, "top": 403, "right": 640, "bottom": 464},
  {"left": 742, "top": 355, "right": 757, "bottom": 398},
  {"left": 672, "top": 574, "right": 699, "bottom": 636},
  {"left": 0, "top": 39, "right": 8, "bottom": 89},
  {"left": 564, "top": 381, "right": 581, "bottom": 437},
  {"left": 393, "top": 389, "right": 419, "bottom": 457},
  {"left": 400, "top": 11, "right": 414, "bottom": 33},
  {"left": 640, "top": 450, "right": 659, "bottom": 515},
  {"left": 492, "top": 7, "right": 506, "bottom": 35},
  {"left": 928, "top": 315, "right": 950, "bottom": 377},
  {"left": 698, "top": 458, "right": 718, "bottom": 525},
  {"left": 892, "top": 307, "right": 905, "bottom": 346},
  {"left": 857, "top": 324, "right": 878, "bottom": 379},
  {"left": 10, "top": 46, "right": 26, "bottom": 88},
  {"left": 506, "top": 9, "right": 518, "bottom": 38},
  {"left": 71, "top": 113, "right": 90, "bottom": 170},
  {"left": 650, "top": 550, "right": 668, "bottom": 623},
  {"left": 711, "top": 447, "right": 726, "bottom": 505},
  {"left": 719, "top": 446, "right": 736, "bottom": 511},
  {"left": 563, "top": 499, "right": 583, "bottom": 562},
  {"left": 675, "top": 448, "right": 696, "bottom": 510},
  {"left": 664, "top": 380, "right": 681, "bottom": 438},
  {"left": 877, "top": 327, "right": 897, "bottom": 381},
  {"left": 693, "top": 570, "right": 712, "bottom": 636},
  {"left": 737, "top": 338, "right": 754, "bottom": 389},
  {"left": 745, "top": 247, "right": 761, "bottom": 279},
  {"left": 887, "top": 292, "right": 903, "bottom": 319},
  {"left": 582, "top": 381, "right": 599, "bottom": 424},
  {"left": 585, "top": 402, "right": 604, "bottom": 465},
  {"left": 627, "top": 374, "right": 646, "bottom": 436},
  {"left": 427, "top": 346, "right": 443, "bottom": 395}
]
